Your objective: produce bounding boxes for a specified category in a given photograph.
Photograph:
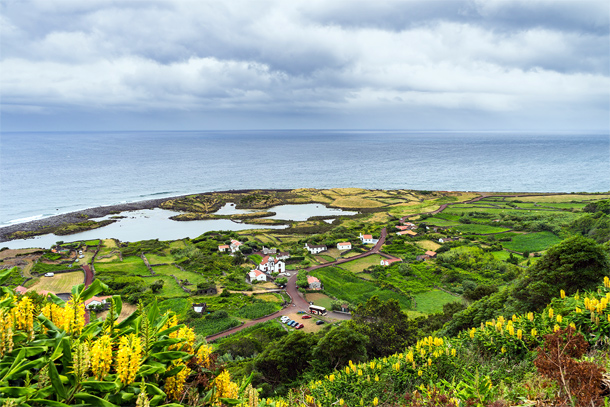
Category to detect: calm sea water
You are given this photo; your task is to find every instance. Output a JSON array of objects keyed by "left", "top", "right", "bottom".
[{"left": 1, "top": 130, "right": 608, "bottom": 226}]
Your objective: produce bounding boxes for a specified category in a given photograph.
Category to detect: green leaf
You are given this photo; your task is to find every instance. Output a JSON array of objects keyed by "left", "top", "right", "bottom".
[
  {"left": 238, "top": 372, "right": 254, "bottom": 394},
  {"left": 219, "top": 398, "right": 242, "bottom": 405},
  {"left": 27, "top": 400, "right": 71, "bottom": 407},
  {"left": 20, "top": 346, "right": 48, "bottom": 358},
  {"left": 149, "top": 394, "right": 166, "bottom": 406},
  {"left": 47, "top": 292, "right": 66, "bottom": 307},
  {"left": 111, "top": 295, "right": 123, "bottom": 317},
  {"left": 48, "top": 362, "right": 67, "bottom": 401},
  {"left": 147, "top": 298, "right": 159, "bottom": 323},
  {"left": 81, "top": 380, "right": 120, "bottom": 393},
  {"left": 149, "top": 351, "right": 190, "bottom": 362},
  {"left": 78, "top": 279, "right": 109, "bottom": 303},
  {"left": 0, "top": 269, "right": 12, "bottom": 285},
  {"left": 0, "top": 348, "right": 25, "bottom": 383},
  {"left": 0, "top": 386, "right": 37, "bottom": 397},
  {"left": 74, "top": 392, "right": 119, "bottom": 407}
]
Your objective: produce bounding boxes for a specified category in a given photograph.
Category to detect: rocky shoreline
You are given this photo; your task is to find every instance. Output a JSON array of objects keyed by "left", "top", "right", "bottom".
[{"left": 0, "top": 196, "right": 179, "bottom": 243}]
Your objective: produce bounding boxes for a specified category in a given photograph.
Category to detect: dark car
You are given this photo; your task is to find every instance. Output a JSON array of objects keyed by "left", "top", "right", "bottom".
[{"left": 316, "top": 320, "right": 325, "bottom": 325}]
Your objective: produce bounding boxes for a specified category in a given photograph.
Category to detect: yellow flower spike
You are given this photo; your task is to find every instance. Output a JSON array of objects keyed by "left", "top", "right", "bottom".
[
  {"left": 358, "top": 369, "right": 362, "bottom": 376},
  {"left": 116, "top": 333, "right": 142, "bottom": 385},
  {"left": 375, "top": 374, "right": 379, "bottom": 382},
  {"left": 212, "top": 370, "right": 239, "bottom": 405},
  {"left": 91, "top": 334, "right": 113, "bottom": 380},
  {"left": 548, "top": 308, "right": 554, "bottom": 319},
  {"left": 417, "top": 370, "right": 422, "bottom": 376},
  {"left": 604, "top": 276, "right": 609, "bottom": 288},
  {"left": 512, "top": 314, "right": 517, "bottom": 322},
  {"left": 517, "top": 329, "right": 523, "bottom": 340},
  {"left": 560, "top": 289, "right": 565, "bottom": 299},
  {"left": 165, "top": 361, "right": 191, "bottom": 401},
  {"left": 451, "top": 348, "right": 456, "bottom": 357},
  {"left": 196, "top": 343, "right": 213, "bottom": 368},
  {"left": 469, "top": 328, "right": 476, "bottom": 339},
  {"left": 360, "top": 398, "right": 364, "bottom": 406},
  {"left": 569, "top": 322, "right": 576, "bottom": 329},
  {"left": 556, "top": 315, "right": 563, "bottom": 323},
  {"left": 427, "top": 358, "right": 432, "bottom": 366},
  {"left": 373, "top": 397, "right": 379, "bottom": 406},
  {"left": 576, "top": 307, "right": 582, "bottom": 313},
  {"left": 531, "top": 328, "right": 537, "bottom": 337},
  {"left": 345, "top": 366, "right": 350, "bottom": 374},
  {"left": 370, "top": 361, "right": 375, "bottom": 369},
  {"left": 328, "top": 374, "right": 334, "bottom": 382},
  {"left": 554, "top": 324, "right": 560, "bottom": 332},
  {"left": 501, "top": 347, "right": 506, "bottom": 354},
  {"left": 585, "top": 297, "right": 590, "bottom": 308},
  {"left": 339, "top": 398, "right": 344, "bottom": 406},
  {"left": 575, "top": 292, "right": 580, "bottom": 300},
  {"left": 508, "top": 325, "right": 514, "bottom": 336},
  {"left": 527, "top": 312, "right": 534, "bottom": 322}
]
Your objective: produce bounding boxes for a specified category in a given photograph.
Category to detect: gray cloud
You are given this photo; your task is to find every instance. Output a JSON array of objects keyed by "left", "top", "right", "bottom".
[{"left": 1, "top": 0, "right": 608, "bottom": 131}]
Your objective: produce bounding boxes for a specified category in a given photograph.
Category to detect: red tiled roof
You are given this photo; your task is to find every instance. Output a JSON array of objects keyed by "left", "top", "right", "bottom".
[
  {"left": 260, "top": 255, "right": 270, "bottom": 265},
  {"left": 362, "top": 234, "right": 373, "bottom": 239},
  {"left": 250, "top": 269, "right": 265, "bottom": 277},
  {"left": 425, "top": 250, "right": 437, "bottom": 256},
  {"left": 396, "top": 225, "right": 408, "bottom": 230},
  {"left": 307, "top": 276, "right": 320, "bottom": 284},
  {"left": 337, "top": 242, "right": 351, "bottom": 246},
  {"left": 218, "top": 245, "right": 230, "bottom": 249},
  {"left": 405, "top": 231, "right": 417, "bottom": 236}
]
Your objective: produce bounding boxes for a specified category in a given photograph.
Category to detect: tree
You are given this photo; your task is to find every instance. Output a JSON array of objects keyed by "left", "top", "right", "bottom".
[
  {"left": 150, "top": 279, "right": 164, "bottom": 293},
  {"left": 512, "top": 235, "right": 610, "bottom": 312},
  {"left": 313, "top": 325, "right": 367, "bottom": 370},
  {"left": 346, "top": 296, "right": 419, "bottom": 358}
]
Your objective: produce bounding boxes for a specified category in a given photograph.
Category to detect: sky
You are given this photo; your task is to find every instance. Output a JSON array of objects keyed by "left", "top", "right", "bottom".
[{"left": 1, "top": 0, "right": 609, "bottom": 131}]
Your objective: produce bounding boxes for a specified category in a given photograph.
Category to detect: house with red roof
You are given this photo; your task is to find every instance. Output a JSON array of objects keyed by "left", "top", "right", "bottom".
[
  {"left": 304, "top": 243, "right": 327, "bottom": 254},
  {"left": 248, "top": 269, "right": 267, "bottom": 282},
  {"left": 258, "top": 255, "right": 285, "bottom": 274},
  {"left": 230, "top": 239, "right": 242, "bottom": 253},
  {"left": 307, "top": 276, "right": 322, "bottom": 290},
  {"left": 337, "top": 242, "right": 352, "bottom": 251},
  {"left": 218, "top": 244, "right": 230, "bottom": 252},
  {"left": 425, "top": 250, "right": 437, "bottom": 258},
  {"left": 359, "top": 233, "right": 378, "bottom": 244}
]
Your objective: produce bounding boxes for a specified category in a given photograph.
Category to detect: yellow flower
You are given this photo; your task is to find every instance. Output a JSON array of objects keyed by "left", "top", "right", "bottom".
[
  {"left": 0, "top": 308, "right": 15, "bottom": 358},
  {"left": 417, "top": 370, "right": 422, "bottom": 376},
  {"left": 469, "top": 328, "right": 476, "bottom": 339},
  {"left": 212, "top": 370, "right": 239, "bottom": 405},
  {"left": 517, "top": 329, "right": 523, "bottom": 340},
  {"left": 170, "top": 326, "right": 196, "bottom": 354},
  {"left": 501, "top": 347, "right": 506, "bottom": 354},
  {"left": 165, "top": 361, "right": 191, "bottom": 401},
  {"left": 374, "top": 374, "right": 379, "bottom": 382},
  {"left": 451, "top": 348, "right": 456, "bottom": 357},
  {"left": 548, "top": 308, "right": 553, "bottom": 319},
  {"left": 116, "top": 333, "right": 142, "bottom": 385},
  {"left": 339, "top": 399, "right": 344, "bottom": 406},
  {"left": 556, "top": 315, "right": 563, "bottom": 323},
  {"left": 91, "top": 335, "right": 113, "bottom": 380},
  {"left": 373, "top": 397, "right": 379, "bottom": 406},
  {"left": 554, "top": 324, "right": 560, "bottom": 332},
  {"left": 576, "top": 307, "right": 582, "bottom": 313},
  {"left": 328, "top": 374, "right": 335, "bottom": 382},
  {"left": 604, "top": 276, "right": 609, "bottom": 288},
  {"left": 560, "top": 289, "right": 565, "bottom": 299},
  {"left": 527, "top": 312, "right": 534, "bottom": 322},
  {"left": 196, "top": 343, "right": 213, "bottom": 368},
  {"left": 531, "top": 328, "right": 538, "bottom": 337}
]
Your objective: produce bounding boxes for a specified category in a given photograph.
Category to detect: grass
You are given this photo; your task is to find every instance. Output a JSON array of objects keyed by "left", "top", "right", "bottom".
[
  {"left": 158, "top": 298, "right": 192, "bottom": 319},
  {"left": 305, "top": 292, "right": 334, "bottom": 309},
  {"left": 415, "top": 240, "right": 441, "bottom": 251},
  {"left": 233, "top": 302, "right": 282, "bottom": 319},
  {"left": 27, "top": 271, "right": 84, "bottom": 294},
  {"left": 339, "top": 254, "right": 384, "bottom": 273},
  {"left": 452, "top": 224, "right": 511, "bottom": 234},
  {"left": 310, "top": 266, "right": 412, "bottom": 309},
  {"left": 318, "top": 255, "right": 335, "bottom": 262},
  {"left": 94, "top": 256, "right": 150, "bottom": 275},
  {"left": 153, "top": 264, "right": 208, "bottom": 286},
  {"left": 142, "top": 275, "right": 188, "bottom": 298},
  {"left": 252, "top": 293, "right": 283, "bottom": 303},
  {"left": 249, "top": 254, "right": 263, "bottom": 264},
  {"left": 331, "top": 197, "right": 385, "bottom": 208},
  {"left": 190, "top": 316, "right": 241, "bottom": 337},
  {"left": 501, "top": 232, "right": 562, "bottom": 253},
  {"left": 507, "top": 194, "right": 610, "bottom": 203},
  {"left": 414, "top": 289, "right": 463, "bottom": 314},
  {"left": 424, "top": 217, "right": 460, "bottom": 227},
  {"left": 145, "top": 252, "right": 172, "bottom": 264}
]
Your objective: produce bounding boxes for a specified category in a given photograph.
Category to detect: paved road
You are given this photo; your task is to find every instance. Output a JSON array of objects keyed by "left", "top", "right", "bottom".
[{"left": 82, "top": 264, "right": 94, "bottom": 287}]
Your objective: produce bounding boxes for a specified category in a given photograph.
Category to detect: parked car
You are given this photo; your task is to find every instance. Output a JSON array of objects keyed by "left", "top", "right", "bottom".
[
  {"left": 290, "top": 321, "right": 298, "bottom": 327},
  {"left": 281, "top": 316, "right": 289, "bottom": 323},
  {"left": 295, "top": 324, "right": 304, "bottom": 329},
  {"left": 301, "top": 315, "right": 312, "bottom": 319},
  {"left": 316, "top": 320, "right": 325, "bottom": 325},
  {"left": 44, "top": 272, "right": 54, "bottom": 277}
]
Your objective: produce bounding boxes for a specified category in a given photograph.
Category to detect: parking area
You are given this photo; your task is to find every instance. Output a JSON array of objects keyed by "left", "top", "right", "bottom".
[{"left": 280, "top": 311, "right": 331, "bottom": 333}]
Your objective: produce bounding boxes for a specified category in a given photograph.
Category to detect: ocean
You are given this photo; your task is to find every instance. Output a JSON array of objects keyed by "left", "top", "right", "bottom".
[{"left": 1, "top": 130, "right": 609, "bottom": 226}]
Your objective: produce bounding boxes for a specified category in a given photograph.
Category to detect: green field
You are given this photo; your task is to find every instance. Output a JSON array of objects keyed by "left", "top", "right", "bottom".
[
  {"left": 452, "top": 224, "right": 511, "bottom": 234},
  {"left": 145, "top": 252, "right": 172, "bottom": 264},
  {"left": 153, "top": 264, "right": 208, "bottom": 286},
  {"left": 424, "top": 217, "right": 459, "bottom": 227},
  {"left": 142, "top": 275, "right": 188, "bottom": 298},
  {"left": 339, "top": 254, "right": 384, "bottom": 273},
  {"left": 414, "top": 290, "right": 463, "bottom": 314},
  {"left": 94, "top": 256, "right": 150, "bottom": 275},
  {"left": 306, "top": 292, "right": 334, "bottom": 309},
  {"left": 310, "top": 266, "right": 411, "bottom": 309},
  {"left": 158, "top": 298, "right": 192, "bottom": 319},
  {"left": 501, "top": 232, "right": 562, "bottom": 253}
]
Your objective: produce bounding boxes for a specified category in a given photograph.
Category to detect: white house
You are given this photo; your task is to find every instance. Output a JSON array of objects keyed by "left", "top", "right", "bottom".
[
  {"left": 230, "top": 239, "right": 242, "bottom": 253},
  {"left": 438, "top": 237, "right": 454, "bottom": 244},
  {"left": 276, "top": 252, "right": 290, "bottom": 261},
  {"left": 305, "top": 243, "right": 327, "bottom": 254},
  {"left": 258, "top": 255, "right": 285, "bottom": 274},
  {"left": 359, "top": 233, "right": 378, "bottom": 244},
  {"left": 261, "top": 246, "right": 277, "bottom": 255},
  {"left": 218, "top": 245, "right": 230, "bottom": 252},
  {"left": 248, "top": 269, "right": 267, "bottom": 282},
  {"left": 380, "top": 258, "right": 402, "bottom": 266},
  {"left": 84, "top": 295, "right": 111, "bottom": 309},
  {"left": 337, "top": 242, "right": 352, "bottom": 251},
  {"left": 192, "top": 303, "right": 207, "bottom": 313}
]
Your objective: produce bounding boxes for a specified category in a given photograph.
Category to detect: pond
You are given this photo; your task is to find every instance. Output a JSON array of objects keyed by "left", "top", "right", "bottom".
[{"left": 1, "top": 204, "right": 357, "bottom": 249}]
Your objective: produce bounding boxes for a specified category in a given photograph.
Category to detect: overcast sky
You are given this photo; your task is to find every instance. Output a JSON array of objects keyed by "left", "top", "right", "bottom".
[{"left": 1, "top": 0, "right": 609, "bottom": 131}]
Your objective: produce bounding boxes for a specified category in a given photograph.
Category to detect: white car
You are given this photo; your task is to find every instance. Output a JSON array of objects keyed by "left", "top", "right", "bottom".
[
  {"left": 280, "top": 316, "right": 289, "bottom": 323},
  {"left": 44, "top": 272, "right": 54, "bottom": 277}
]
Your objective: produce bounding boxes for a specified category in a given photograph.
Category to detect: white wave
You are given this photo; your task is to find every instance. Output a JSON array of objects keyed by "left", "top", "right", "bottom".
[{"left": 6, "top": 214, "right": 45, "bottom": 224}]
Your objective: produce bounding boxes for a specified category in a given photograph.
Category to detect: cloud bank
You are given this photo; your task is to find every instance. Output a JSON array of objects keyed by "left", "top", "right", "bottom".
[{"left": 1, "top": 0, "right": 608, "bottom": 131}]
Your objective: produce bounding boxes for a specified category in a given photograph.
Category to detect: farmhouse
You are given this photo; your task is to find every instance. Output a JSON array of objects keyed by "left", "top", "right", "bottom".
[
  {"left": 218, "top": 245, "right": 230, "bottom": 252},
  {"left": 230, "top": 239, "right": 242, "bottom": 253},
  {"left": 396, "top": 225, "right": 409, "bottom": 231},
  {"left": 403, "top": 222, "right": 417, "bottom": 230},
  {"left": 359, "top": 233, "right": 378, "bottom": 244},
  {"left": 305, "top": 243, "right": 327, "bottom": 254},
  {"left": 397, "top": 230, "right": 418, "bottom": 237},
  {"left": 308, "top": 276, "right": 322, "bottom": 290},
  {"left": 258, "top": 255, "right": 285, "bottom": 274},
  {"left": 248, "top": 269, "right": 267, "bottom": 282},
  {"left": 380, "top": 258, "right": 402, "bottom": 266},
  {"left": 337, "top": 242, "right": 352, "bottom": 251},
  {"left": 84, "top": 295, "right": 111, "bottom": 310},
  {"left": 425, "top": 250, "right": 437, "bottom": 258},
  {"left": 438, "top": 237, "right": 454, "bottom": 244}
]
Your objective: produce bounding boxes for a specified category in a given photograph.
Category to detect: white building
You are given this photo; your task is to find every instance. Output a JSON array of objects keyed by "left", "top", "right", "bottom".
[
  {"left": 380, "top": 258, "right": 401, "bottom": 266},
  {"left": 337, "top": 242, "right": 352, "bottom": 251},
  {"left": 249, "top": 269, "right": 267, "bottom": 282},
  {"left": 305, "top": 243, "right": 327, "bottom": 254},
  {"left": 258, "top": 255, "right": 285, "bottom": 274},
  {"left": 359, "top": 233, "right": 378, "bottom": 244},
  {"left": 218, "top": 245, "right": 230, "bottom": 252},
  {"left": 230, "top": 239, "right": 242, "bottom": 253}
]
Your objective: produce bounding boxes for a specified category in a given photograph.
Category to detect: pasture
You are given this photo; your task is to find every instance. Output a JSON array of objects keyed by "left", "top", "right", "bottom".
[
  {"left": 305, "top": 292, "right": 334, "bottom": 309},
  {"left": 414, "top": 289, "right": 463, "bottom": 314},
  {"left": 339, "top": 254, "right": 384, "bottom": 273},
  {"left": 28, "top": 271, "right": 84, "bottom": 294},
  {"left": 501, "top": 232, "right": 562, "bottom": 253},
  {"left": 94, "top": 256, "right": 150, "bottom": 275},
  {"left": 452, "top": 224, "right": 511, "bottom": 234}
]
